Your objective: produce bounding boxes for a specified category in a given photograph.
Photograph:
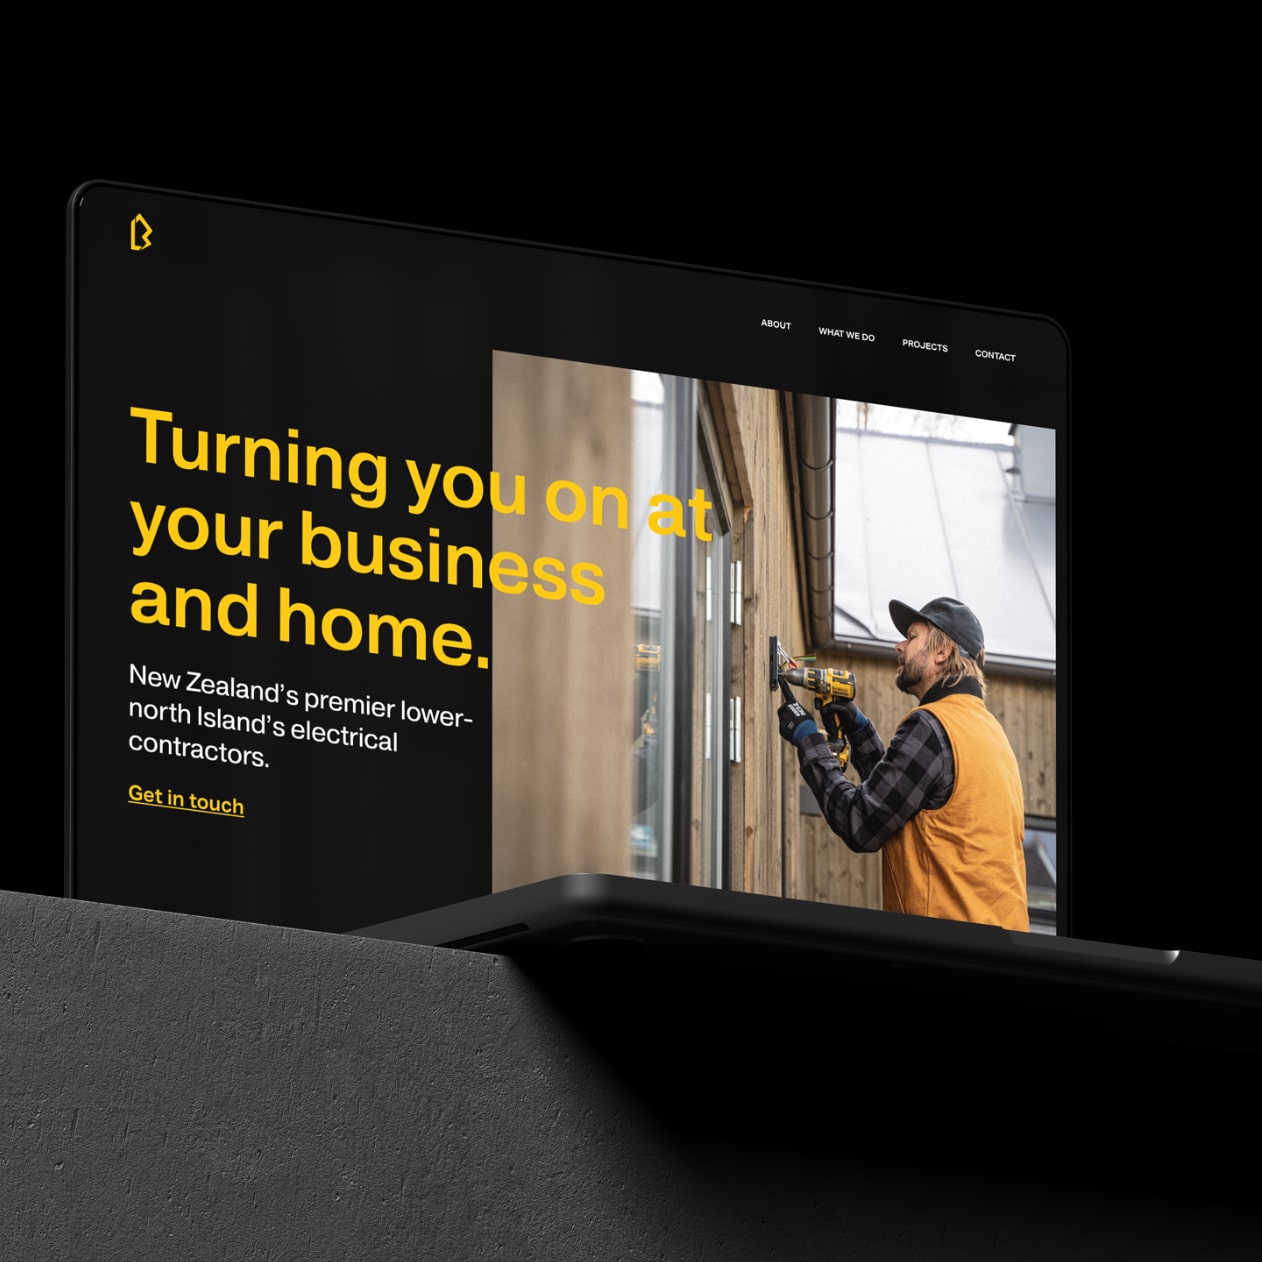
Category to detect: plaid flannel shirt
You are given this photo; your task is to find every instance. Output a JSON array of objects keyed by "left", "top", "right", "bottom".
[{"left": 795, "top": 679, "right": 983, "bottom": 853}]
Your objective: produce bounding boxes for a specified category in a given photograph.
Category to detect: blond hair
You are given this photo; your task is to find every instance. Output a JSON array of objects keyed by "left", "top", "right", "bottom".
[{"left": 924, "top": 624, "right": 987, "bottom": 696}]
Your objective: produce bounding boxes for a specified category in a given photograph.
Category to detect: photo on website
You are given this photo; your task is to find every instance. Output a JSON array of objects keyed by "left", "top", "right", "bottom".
[{"left": 490, "top": 352, "right": 1056, "bottom": 932}]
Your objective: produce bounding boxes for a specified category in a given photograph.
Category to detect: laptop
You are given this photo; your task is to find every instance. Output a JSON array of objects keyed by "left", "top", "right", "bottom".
[{"left": 67, "top": 181, "right": 1258, "bottom": 1050}]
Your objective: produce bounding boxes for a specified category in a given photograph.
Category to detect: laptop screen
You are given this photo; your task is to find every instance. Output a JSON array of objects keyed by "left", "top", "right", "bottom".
[{"left": 69, "top": 182, "right": 1069, "bottom": 943}]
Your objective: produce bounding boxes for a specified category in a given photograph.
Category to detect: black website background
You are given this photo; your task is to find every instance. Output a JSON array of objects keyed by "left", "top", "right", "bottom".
[
  {"left": 72, "top": 189, "right": 500, "bottom": 930},
  {"left": 33, "top": 166, "right": 1240, "bottom": 960}
]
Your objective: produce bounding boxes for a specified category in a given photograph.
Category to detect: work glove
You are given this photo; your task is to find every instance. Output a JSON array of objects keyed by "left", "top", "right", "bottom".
[
  {"left": 778, "top": 679, "right": 818, "bottom": 745},
  {"left": 818, "top": 699, "right": 868, "bottom": 740}
]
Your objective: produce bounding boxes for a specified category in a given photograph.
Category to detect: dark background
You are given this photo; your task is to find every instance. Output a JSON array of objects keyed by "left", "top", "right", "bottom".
[{"left": 37, "top": 160, "right": 1237, "bottom": 961}]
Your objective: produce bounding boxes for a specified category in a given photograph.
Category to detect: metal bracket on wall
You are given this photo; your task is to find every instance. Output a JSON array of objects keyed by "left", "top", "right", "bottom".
[{"left": 769, "top": 635, "right": 784, "bottom": 692}]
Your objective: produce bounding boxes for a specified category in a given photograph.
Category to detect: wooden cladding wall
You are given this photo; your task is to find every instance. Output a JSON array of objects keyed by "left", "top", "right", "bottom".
[
  {"left": 705, "top": 382, "right": 809, "bottom": 899},
  {"left": 491, "top": 353, "right": 634, "bottom": 889},
  {"left": 985, "top": 671, "right": 1057, "bottom": 820}
]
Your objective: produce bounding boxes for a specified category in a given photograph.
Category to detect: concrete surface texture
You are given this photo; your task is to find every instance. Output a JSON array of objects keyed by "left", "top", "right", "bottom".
[{"left": 3, "top": 890, "right": 1254, "bottom": 1260}]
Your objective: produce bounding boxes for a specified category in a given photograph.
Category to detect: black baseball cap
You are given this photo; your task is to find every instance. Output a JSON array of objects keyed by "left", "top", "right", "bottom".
[{"left": 889, "top": 597, "right": 985, "bottom": 663}]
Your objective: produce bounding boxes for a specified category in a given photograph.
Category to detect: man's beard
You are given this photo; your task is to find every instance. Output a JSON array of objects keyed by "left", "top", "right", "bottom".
[{"left": 895, "top": 655, "right": 924, "bottom": 695}]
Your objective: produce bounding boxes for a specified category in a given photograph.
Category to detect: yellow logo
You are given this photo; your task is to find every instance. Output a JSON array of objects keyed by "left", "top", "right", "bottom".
[{"left": 130, "top": 214, "right": 153, "bottom": 252}]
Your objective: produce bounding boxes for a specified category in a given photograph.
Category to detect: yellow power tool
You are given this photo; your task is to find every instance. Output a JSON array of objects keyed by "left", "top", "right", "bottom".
[{"left": 779, "top": 662, "right": 858, "bottom": 771}]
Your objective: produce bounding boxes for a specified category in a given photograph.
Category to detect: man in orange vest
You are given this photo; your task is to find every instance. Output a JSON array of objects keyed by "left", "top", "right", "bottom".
[{"left": 777, "top": 597, "right": 1029, "bottom": 931}]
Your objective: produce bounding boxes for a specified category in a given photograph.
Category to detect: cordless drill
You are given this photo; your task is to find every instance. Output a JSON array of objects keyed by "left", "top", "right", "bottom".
[{"left": 779, "top": 665, "right": 858, "bottom": 770}]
